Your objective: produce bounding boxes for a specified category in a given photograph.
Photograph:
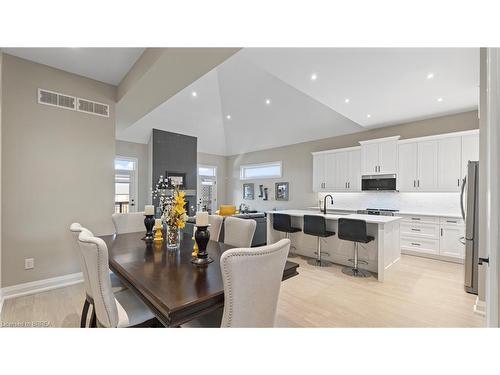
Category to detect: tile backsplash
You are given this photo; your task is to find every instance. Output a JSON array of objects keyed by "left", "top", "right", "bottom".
[{"left": 317, "top": 192, "right": 462, "bottom": 216}]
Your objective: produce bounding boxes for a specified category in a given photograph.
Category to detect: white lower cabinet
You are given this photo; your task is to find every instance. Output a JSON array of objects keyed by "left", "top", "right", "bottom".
[{"left": 399, "top": 214, "right": 465, "bottom": 262}]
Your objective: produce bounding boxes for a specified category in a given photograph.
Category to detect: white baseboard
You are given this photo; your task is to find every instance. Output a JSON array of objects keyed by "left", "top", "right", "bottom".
[{"left": 0, "top": 272, "right": 83, "bottom": 305}]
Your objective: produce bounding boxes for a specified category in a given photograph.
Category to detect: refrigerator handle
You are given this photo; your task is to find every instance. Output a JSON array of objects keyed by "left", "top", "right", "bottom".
[{"left": 460, "top": 176, "right": 467, "bottom": 220}]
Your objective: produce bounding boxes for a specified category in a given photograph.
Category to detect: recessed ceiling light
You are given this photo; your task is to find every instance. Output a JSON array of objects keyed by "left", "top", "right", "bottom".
[
  {"left": 191, "top": 91, "right": 197, "bottom": 97},
  {"left": 265, "top": 99, "right": 271, "bottom": 105},
  {"left": 366, "top": 114, "right": 371, "bottom": 118},
  {"left": 437, "top": 97, "right": 443, "bottom": 102},
  {"left": 344, "top": 98, "right": 350, "bottom": 103},
  {"left": 226, "top": 115, "right": 231, "bottom": 120},
  {"left": 311, "top": 73, "right": 317, "bottom": 81},
  {"left": 427, "top": 73, "right": 435, "bottom": 79}
]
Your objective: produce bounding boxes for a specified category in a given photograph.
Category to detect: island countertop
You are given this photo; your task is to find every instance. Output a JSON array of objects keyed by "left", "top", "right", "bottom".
[{"left": 266, "top": 209, "right": 402, "bottom": 224}]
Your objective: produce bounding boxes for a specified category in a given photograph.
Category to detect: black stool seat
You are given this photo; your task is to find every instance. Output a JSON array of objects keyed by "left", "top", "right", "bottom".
[
  {"left": 338, "top": 218, "right": 374, "bottom": 278},
  {"left": 273, "top": 213, "right": 301, "bottom": 257},
  {"left": 303, "top": 215, "right": 335, "bottom": 267},
  {"left": 303, "top": 215, "right": 336, "bottom": 237},
  {"left": 273, "top": 213, "right": 302, "bottom": 233}
]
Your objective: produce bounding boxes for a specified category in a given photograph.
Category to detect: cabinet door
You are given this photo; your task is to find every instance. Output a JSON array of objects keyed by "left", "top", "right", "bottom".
[
  {"left": 348, "top": 150, "right": 361, "bottom": 191},
  {"left": 324, "top": 153, "right": 337, "bottom": 191},
  {"left": 378, "top": 140, "right": 398, "bottom": 174},
  {"left": 312, "top": 154, "right": 325, "bottom": 192},
  {"left": 439, "top": 224, "right": 465, "bottom": 258},
  {"left": 361, "top": 143, "right": 379, "bottom": 174},
  {"left": 417, "top": 140, "right": 438, "bottom": 191},
  {"left": 397, "top": 143, "right": 418, "bottom": 191},
  {"left": 334, "top": 152, "right": 349, "bottom": 190},
  {"left": 437, "top": 136, "right": 462, "bottom": 191},
  {"left": 461, "top": 134, "right": 479, "bottom": 179}
]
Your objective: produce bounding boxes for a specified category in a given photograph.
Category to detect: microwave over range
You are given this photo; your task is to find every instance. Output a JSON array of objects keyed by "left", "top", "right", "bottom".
[{"left": 361, "top": 174, "right": 397, "bottom": 191}]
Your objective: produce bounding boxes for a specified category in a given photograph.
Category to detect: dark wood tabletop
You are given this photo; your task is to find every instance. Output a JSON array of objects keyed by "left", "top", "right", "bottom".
[{"left": 99, "top": 231, "right": 299, "bottom": 327}]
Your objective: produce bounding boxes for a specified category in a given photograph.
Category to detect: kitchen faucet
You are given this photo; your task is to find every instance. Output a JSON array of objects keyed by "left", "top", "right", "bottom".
[{"left": 323, "top": 194, "right": 333, "bottom": 215}]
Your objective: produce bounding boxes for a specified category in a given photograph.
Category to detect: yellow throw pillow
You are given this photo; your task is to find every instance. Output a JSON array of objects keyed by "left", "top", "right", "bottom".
[{"left": 219, "top": 205, "right": 237, "bottom": 216}]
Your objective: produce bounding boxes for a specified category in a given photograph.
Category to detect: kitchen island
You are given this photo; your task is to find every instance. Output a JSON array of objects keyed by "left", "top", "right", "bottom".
[{"left": 266, "top": 210, "right": 402, "bottom": 281}]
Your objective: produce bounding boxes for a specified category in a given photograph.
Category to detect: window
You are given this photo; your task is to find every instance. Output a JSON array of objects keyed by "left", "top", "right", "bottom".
[
  {"left": 240, "top": 161, "right": 282, "bottom": 180},
  {"left": 115, "top": 159, "right": 135, "bottom": 171},
  {"left": 114, "top": 157, "right": 138, "bottom": 213},
  {"left": 198, "top": 166, "right": 216, "bottom": 177}
]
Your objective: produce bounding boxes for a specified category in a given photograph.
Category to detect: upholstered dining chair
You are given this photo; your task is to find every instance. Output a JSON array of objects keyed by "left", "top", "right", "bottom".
[
  {"left": 208, "top": 215, "right": 224, "bottom": 242},
  {"left": 223, "top": 216, "right": 256, "bottom": 248},
  {"left": 219, "top": 238, "right": 290, "bottom": 327},
  {"left": 183, "top": 239, "right": 290, "bottom": 328},
  {"left": 111, "top": 212, "right": 145, "bottom": 234},
  {"left": 70, "top": 223, "right": 126, "bottom": 327},
  {"left": 77, "top": 230, "right": 158, "bottom": 328}
]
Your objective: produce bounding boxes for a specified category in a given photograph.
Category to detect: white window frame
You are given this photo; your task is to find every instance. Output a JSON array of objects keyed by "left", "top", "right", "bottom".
[
  {"left": 239, "top": 161, "right": 282, "bottom": 180},
  {"left": 198, "top": 165, "right": 217, "bottom": 177}
]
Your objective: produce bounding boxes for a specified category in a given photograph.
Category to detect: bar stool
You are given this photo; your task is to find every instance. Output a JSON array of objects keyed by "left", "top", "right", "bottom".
[
  {"left": 338, "top": 218, "right": 374, "bottom": 277},
  {"left": 273, "top": 213, "right": 301, "bottom": 257},
  {"left": 303, "top": 215, "right": 335, "bottom": 267}
]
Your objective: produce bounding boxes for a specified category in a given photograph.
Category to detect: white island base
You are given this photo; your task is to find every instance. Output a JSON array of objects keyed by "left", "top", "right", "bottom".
[{"left": 266, "top": 210, "right": 402, "bottom": 282}]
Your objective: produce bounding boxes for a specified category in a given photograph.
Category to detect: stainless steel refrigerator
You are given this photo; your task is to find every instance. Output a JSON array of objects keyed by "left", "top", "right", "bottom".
[{"left": 461, "top": 160, "right": 479, "bottom": 295}]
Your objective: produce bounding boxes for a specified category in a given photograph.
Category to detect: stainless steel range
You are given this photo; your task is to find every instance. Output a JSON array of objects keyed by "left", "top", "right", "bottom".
[{"left": 357, "top": 208, "right": 399, "bottom": 216}]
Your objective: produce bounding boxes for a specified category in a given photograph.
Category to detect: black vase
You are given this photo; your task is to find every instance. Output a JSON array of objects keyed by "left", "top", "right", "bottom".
[
  {"left": 192, "top": 225, "right": 213, "bottom": 265},
  {"left": 143, "top": 215, "right": 155, "bottom": 242}
]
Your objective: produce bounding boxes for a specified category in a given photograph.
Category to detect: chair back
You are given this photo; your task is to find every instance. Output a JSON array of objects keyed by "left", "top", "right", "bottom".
[
  {"left": 111, "top": 212, "right": 145, "bottom": 234},
  {"left": 70, "top": 223, "right": 94, "bottom": 299},
  {"left": 220, "top": 239, "right": 290, "bottom": 327},
  {"left": 208, "top": 215, "right": 224, "bottom": 242},
  {"left": 273, "top": 213, "right": 292, "bottom": 232},
  {"left": 303, "top": 215, "right": 327, "bottom": 237},
  {"left": 223, "top": 216, "right": 256, "bottom": 248},
  {"left": 78, "top": 230, "right": 119, "bottom": 328},
  {"left": 338, "top": 218, "right": 368, "bottom": 242}
]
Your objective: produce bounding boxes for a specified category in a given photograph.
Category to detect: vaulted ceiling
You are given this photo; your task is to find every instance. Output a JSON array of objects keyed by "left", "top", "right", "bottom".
[{"left": 117, "top": 48, "right": 479, "bottom": 156}]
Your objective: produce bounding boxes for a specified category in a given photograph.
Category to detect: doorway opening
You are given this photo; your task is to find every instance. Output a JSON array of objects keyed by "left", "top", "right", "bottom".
[
  {"left": 114, "top": 156, "right": 138, "bottom": 213},
  {"left": 198, "top": 165, "right": 217, "bottom": 214}
]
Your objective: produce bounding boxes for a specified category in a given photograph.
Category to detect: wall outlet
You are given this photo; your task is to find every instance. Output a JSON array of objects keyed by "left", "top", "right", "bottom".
[{"left": 25, "top": 258, "right": 35, "bottom": 270}]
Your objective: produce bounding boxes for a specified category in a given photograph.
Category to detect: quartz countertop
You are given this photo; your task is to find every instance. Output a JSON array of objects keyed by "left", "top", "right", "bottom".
[
  {"left": 307, "top": 207, "right": 462, "bottom": 219},
  {"left": 267, "top": 209, "right": 402, "bottom": 224}
]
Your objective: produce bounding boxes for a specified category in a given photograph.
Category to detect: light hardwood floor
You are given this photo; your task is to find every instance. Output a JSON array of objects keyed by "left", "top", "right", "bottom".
[{"left": 1, "top": 255, "right": 484, "bottom": 328}]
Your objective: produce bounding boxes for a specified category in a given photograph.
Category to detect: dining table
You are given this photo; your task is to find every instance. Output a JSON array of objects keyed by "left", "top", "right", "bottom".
[{"left": 99, "top": 231, "right": 300, "bottom": 327}]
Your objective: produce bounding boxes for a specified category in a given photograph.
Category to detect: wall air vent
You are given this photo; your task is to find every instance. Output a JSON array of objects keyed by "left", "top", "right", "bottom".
[
  {"left": 77, "top": 98, "right": 109, "bottom": 118},
  {"left": 37, "top": 88, "right": 109, "bottom": 118},
  {"left": 38, "top": 89, "right": 76, "bottom": 110}
]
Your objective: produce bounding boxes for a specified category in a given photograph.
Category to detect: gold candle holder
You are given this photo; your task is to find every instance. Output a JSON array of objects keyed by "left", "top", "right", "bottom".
[
  {"left": 192, "top": 226, "right": 198, "bottom": 257},
  {"left": 153, "top": 224, "right": 163, "bottom": 243}
]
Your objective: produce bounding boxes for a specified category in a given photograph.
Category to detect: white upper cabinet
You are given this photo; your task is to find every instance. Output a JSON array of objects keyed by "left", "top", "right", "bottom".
[
  {"left": 461, "top": 133, "right": 480, "bottom": 178},
  {"left": 312, "top": 154, "right": 326, "bottom": 192},
  {"left": 417, "top": 140, "right": 438, "bottom": 191},
  {"left": 359, "top": 136, "right": 400, "bottom": 175},
  {"left": 398, "top": 142, "right": 418, "bottom": 191},
  {"left": 348, "top": 149, "right": 361, "bottom": 191},
  {"left": 437, "top": 136, "right": 462, "bottom": 191},
  {"left": 312, "top": 147, "right": 361, "bottom": 192},
  {"left": 324, "top": 153, "right": 337, "bottom": 191}
]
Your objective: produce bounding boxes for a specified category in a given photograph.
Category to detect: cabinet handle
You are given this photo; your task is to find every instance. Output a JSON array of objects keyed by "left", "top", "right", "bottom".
[
  {"left": 441, "top": 228, "right": 443, "bottom": 236},
  {"left": 411, "top": 228, "right": 421, "bottom": 232},
  {"left": 411, "top": 217, "right": 421, "bottom": 221},
  {"left": 413, "top": 180, "right": 416, "bottom": 188},
  {"left": 348, "top": 182, "right": 350, "bottom": 189},
  {"left": 446, "top": 220, "right": 457, "bottom": 224},
  {"left": 417, "top": 180, "right": 420, "bottom": 187},
  {"left": 411, "top": 242, "right": 421, "bottom": 246},
  {"left": 457, "top": 178, "right": 460, "bottom": 187}
]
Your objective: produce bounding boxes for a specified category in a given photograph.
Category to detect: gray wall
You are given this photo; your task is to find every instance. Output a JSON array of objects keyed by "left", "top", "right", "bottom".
[
  {"left": 226, "top": 111, "right": 479, "bottom": 212},
  {"left": 1, "top": 54, "right": 116, "bottom": 287},
  {"left": 198, "top": 152, "right": 227, "bottom": 208},
  {"left": 0, "top": 51, "right": 3, "bottom": 291},
  {"left": 116, "top": 140, "right": 149, "bottom": 211}
]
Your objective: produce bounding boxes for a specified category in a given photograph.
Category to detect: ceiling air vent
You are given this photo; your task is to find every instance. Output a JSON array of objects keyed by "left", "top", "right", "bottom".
[
  {"left": 77, "top": 98, "right": 109, "bottom": 118},
  {"left": 38, "top": 89, "right": 76, "bottom": 110}
]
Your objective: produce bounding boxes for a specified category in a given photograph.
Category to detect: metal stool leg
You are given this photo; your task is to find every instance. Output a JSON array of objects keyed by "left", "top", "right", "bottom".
[
  {"left": 342, "top": 242, "right": 371, "bottom": 277},
  {"left": 286, "top": 232, "right": 298, "bottom": 258},
  {"left": 308, "top": 236, "right": 332, "bottom": 267}
]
